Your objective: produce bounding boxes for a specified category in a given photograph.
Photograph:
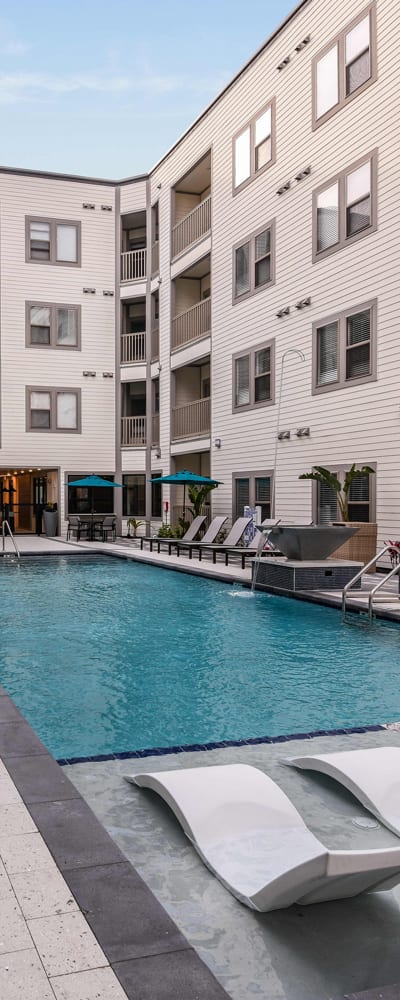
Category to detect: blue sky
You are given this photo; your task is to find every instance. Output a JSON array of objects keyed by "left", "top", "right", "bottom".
[{"left": 0, "top": 1, "right": 296, "bottom": 178}]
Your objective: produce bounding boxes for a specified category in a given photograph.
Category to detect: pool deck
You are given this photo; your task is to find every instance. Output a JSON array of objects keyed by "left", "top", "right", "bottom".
[{"left": 2, "top": 535, "right": 400, "bottom": 998}]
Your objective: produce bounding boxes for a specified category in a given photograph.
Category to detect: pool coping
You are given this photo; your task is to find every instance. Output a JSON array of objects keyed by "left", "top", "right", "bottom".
[{"left": 0, "top": 684, "right": 229, "bottom": 1000}]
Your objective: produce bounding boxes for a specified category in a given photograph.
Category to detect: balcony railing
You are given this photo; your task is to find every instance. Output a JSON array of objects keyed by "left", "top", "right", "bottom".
[
  {"left": 152, "top": 414, "right": 160, "bottom": 445},
  {"left": 172, "top": 397, "right": 210, "bottom": 440},
  {"left": 172, "top": 195, "right": 211, "bottom": 258},
  {"left": 121, "top": 416, "right": 146, "bottom": 447},
  {"left": 151, "top": 324, "right": 159, "bottom": 362},
  {"left": 121, "top": 249, "right": 147, "bottom": 282},
  {"left": 151, "top": 241, "right": 159, "bottom": 274},
  {"left": 121, "top": 332, "right": 146, "bottom": 364},
  {"left": 172, "top": 297, "right": 211, "bottom": 351}
]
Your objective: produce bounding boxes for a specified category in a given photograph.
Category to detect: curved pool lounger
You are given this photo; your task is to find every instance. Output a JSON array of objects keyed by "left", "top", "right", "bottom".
[
  {"left": 286, "top": 746, "right": 400, "bottom": 837},
  {"left": 125, "top": 763, "right": 400, "bottom": 912}
]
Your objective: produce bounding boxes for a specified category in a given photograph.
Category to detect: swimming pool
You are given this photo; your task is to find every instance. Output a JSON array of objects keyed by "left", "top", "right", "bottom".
[{"left": 0, "top": 555, "right": 399, "bottom": 760}]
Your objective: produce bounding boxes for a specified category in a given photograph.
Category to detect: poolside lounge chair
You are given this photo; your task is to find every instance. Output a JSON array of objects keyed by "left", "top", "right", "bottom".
[
  {"left": 286, "top": 746, "right": 400, "bottom": 838},
  {"left": 140, "top": 515, "right": 207, "bottom": 554},
  {"left": 184, "top": 516, "right": 253, "bottom": 564},
  {"left": 175, "top": 515, "right": 228, "bottom": 558},
  {"left": 126, "top": 763, "right": 400, "bottom": 912}
]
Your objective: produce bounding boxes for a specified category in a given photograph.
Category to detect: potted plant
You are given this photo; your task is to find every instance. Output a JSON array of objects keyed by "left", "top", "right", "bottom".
[
  {"left": 299, "top": 465, "right": 377, "bottom": 568},
  {"left": 43, "top": 502, "right": 58, "bottom": 537},
  {"left": 127, "top": 518, "right": 143, "bottom": 539}
]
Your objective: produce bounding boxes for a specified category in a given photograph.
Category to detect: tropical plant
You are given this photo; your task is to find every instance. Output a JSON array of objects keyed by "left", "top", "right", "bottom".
[
  {"left": 127, "top": 517, "right": 143, "bottom": 538},
  {"left": 299, "top": 464, "right": 375, "bottom": 522},
  {"left": 157, "top": 524, "right": 181, "bottom": 538},
  {"left": 188, "top": 483, "right": 217, "bottom": 519}
]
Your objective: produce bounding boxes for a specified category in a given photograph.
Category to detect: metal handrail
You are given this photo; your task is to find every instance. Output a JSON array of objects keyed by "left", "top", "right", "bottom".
[
  {"left": 368, "top": 553, "right": 400, "bottom": 622},
  {"left": 342, "top": 543, "right": 400, "bottom": 621},
  {"left": 2, "top": 521, "right": 21, "bottom": 560}
]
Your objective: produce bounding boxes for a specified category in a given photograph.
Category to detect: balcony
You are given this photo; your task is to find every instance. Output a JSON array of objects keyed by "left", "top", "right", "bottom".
[
  {"left": 121, "top": 249, "right": 147, "bottom": 283},
  {"left": 172, "top": 397, "right": 210, "bottom": 441},
  {"left": 172, "top": 196, "right": 211, "bottom": 259},
  {"left": 121, "top": 331, "right": 146, "bottom": 364},
  {"left": 172, "top": 297, "right": 211, "bottom": 351},
  {"left": 121, "top": 416, "right": 146, "bottom": 447}
]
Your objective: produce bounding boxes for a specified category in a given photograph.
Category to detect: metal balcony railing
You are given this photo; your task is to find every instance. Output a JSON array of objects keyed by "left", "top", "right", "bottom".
[
  {"left": 172, "top": 297, "right": 211, "bottom": 351},
  {"left": 151, "top": 241, "right": 159, "bottom": 274},
  {"left": 121, "top": 332, "right": 146, "bottom": 364},
  {"left": 172, "top": 195, "right": 211, "bottom": 258},
  {"left": 172, "top": 397, "right": 210, "bottom": 440},
  {"left": 120, "top": 249, "right": 147, "bottom": 282},
  {"left": 121, "top": 416, "right": 146, "bottom": 447}
]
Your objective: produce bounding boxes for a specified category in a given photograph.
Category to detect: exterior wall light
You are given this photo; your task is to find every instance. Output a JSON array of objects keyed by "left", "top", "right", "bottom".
[{"left": 214, "top": 438, "right": 222, "bottom": 449}]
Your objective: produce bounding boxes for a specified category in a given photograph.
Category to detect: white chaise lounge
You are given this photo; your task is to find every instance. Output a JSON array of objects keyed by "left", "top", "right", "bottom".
[
  {"left": 126, "top": 763, "right": 400, "bottom": 912},
  {"left": 287, "top": 746, "right": 400, "bottom": 837}
]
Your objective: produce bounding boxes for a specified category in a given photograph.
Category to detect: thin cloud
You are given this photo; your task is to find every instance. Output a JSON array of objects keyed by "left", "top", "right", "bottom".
[
  {"left": 0, "top": 40, "right": 30, "bottom": 56},
  {"left": 0, "top": 69, "right": 228, "bottom": 104}
]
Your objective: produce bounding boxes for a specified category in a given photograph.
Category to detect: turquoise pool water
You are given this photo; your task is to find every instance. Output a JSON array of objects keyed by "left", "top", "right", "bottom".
[{"left": 0, "top": 556, "right": 399, "bottom": 759}]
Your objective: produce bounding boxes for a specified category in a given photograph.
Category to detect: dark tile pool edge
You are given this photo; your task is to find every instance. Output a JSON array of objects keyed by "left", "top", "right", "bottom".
[
  {"left": 0, "top": 687, "right": 229, "bottom": 1000},
  {"left": 57, "top": 723, "right": 387, "bottom": 766}
]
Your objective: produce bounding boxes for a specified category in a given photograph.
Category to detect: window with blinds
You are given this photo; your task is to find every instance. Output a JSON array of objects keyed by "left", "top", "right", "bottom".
[
  {"left": 233, "top": 101, "right": 274, "bottom": 191},
  {"left": 314, "top": 6, "right": 374, "bottom": 127},
  {"left": 235, "top": 356, "right": 250, "bottom": 407},
  {"left": 317, "top": 481, "right": 338, "bottom": 524},
  {"left": 234, "top": 223, "right": 274, "bottom": 301},
  {"left": 313, "top": 302, "right": 375, "bottom": 393},
  {"left": 234, "top": 473, "right": 272, "bottom": 520},
  {"left": 27, "top": 302, "right": 80, "bottom": 350},
  {"left": 27, "top": 217, "right": 81, "bottom": 266},
  {"left": 317, "top": 470, "right": 372, "bottom": 524},
  {"left": 27, "top": 387, "right": 80, "bottom": 432},
  {"left": 348, "top": 474, "right": 370, "bottom": 521},
  {"left": 317, "top": 322, "right": 338, "bottom": 384},
  {"left": 233, "top": 340, "right": 274, "bottom": 411},
  {"left": 314, "top": 152, "right": 375, "bottom": 261}
]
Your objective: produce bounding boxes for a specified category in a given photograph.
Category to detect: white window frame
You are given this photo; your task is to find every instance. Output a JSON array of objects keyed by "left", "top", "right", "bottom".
[
  {"left": 26, "top": 216, "right": 81, "bottom": 267},
  {"left": 313, "top": 3, "right": 376, "bottom": 129},
  {"left": 26, "top": 386, "right": 81, "bottom": 433},
  {"left": 312, "top": 299, "right": 377, "bottom": 395},
  {"left": 232, "top": 99, "right": 275, "bottom": 194}
]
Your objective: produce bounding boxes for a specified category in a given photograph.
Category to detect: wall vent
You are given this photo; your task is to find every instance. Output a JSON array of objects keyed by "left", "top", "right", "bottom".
[
  {"left": 277, "top": 55, "right": 290, "bottom": 71},
  {"left": 276, "top": 307, "right": 290, "bottom": 318},
  {"left": 103, "top": 290, "right": 114, "bottom": 297},
  {"left": 295, "top": 166, "right": 312, "bottom": 182},
  {"left": 277, "top": 180, "right": 291, "bottom": 195},
  {"left": 101, "top": 204, "right": 113, "bottom": 211},
  {"left": 83, "top": 288, "right": 96, "bottom": 294},
  {"left": 295, "top": 35, "right": 310, "bottom": 53},
  {"left": 82, "top": 203, "right": 95, "bottom": 209}
]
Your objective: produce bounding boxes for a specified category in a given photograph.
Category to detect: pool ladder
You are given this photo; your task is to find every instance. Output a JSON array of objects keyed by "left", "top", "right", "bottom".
[
  {"left": 342, "top": 542, "right": 400, "bottom": 624},
  {"left": 1, "top": 521, "right": 21, "bottom": 561}
]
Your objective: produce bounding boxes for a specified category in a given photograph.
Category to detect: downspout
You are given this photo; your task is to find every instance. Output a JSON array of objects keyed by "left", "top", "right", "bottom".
[
  {"left": 145, "top": 177, "right": 152, "bottom": 535},
  {"left": 114, "top": 186, "right": 123, "bottom": 534}
]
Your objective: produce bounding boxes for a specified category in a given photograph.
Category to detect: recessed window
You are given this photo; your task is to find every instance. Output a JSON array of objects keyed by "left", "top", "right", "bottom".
[
  {"left": 26, "top": 217, "right": 81, "bottom": 266},
  {"left": 316, "top": 467, "right": 374, "bottom": 523},
  {"left": 233, "top": 340, "right": 274, "bottom": 412},
  {"left": 313, "top": 300, "right": 376, "bottom": 394},
  {"left": 313, "top": 4, "right": 376, "bottom": 128},
  {"left": 27, "top": 387, "right": 81, "bottom": 432},
  {"left": 26, "top": 302, "right": 80, "bottom": 350},
  {"left": 234, "top": 222, "right": 275, "bottom": 301},
  {"left": 234, "top": 472, "right": 272, "bottom": 521},
  {"left": 314, "top": 152, "right": 376, "bottom": 261},
  {"left": 233, "top": 100, "right": 275, "bottom": 192},
  {"left": 122, "top": 473, "right": 162, "bottom": 519}
]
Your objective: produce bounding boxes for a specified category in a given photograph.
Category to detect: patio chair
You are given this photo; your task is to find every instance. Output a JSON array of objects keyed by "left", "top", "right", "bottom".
[
  {"left": 101, "top": 515, "right": 116, "bottom": 542},
  {"left": 126, "top": 763, "right": 400, "bottom": 912},
  {"left": 140, "top": 515, "right": 206, "bottom": 554},
  {"left": 175, "top": 515, "right": 228, "bottom": 558},
  {"left": 66, "top": 515, "right": 90, "bottom": 541},
  {"left": 286, "top": 746, "right": 400, "bottom": 838},
  {"left": 184, "top": 516, "right": 254, "bottom": 564}
]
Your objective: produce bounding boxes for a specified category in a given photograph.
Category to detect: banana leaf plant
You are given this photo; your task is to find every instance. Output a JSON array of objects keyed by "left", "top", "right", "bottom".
[
  {"left": 299, "top": 464, "right": 375, "bottom": 522},
  {"left": 188, "top": 483, "right": 218, "bottom": 518}
]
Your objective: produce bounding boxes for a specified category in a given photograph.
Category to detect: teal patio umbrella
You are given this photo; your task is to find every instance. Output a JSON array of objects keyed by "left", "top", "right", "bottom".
[{"left": 150, "top": 470, "right": 222, "bottom": 519}]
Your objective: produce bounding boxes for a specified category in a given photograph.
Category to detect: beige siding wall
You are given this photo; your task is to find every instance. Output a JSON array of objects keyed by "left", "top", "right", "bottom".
[
  {"left": 0, "top": 173, "right": 116, "bottom": 523},
  {"left": 149, "top": 0, "right": 399, "bottom": 546}
]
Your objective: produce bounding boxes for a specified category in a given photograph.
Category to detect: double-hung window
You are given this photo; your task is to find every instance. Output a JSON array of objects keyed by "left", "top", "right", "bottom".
[
  {"left": 234, "top": 222, "right": 275, "bottom": 301},
  {"left": 313, "top": 4, "right": 376, "bottom": 127},
  {"left": 27, "top": 387, "right": 81, "bottom": 432},
  {"left": 316, "top": 467, "right": 374, "bottom": 524},
  {"left": 313, "top": 300, "right": 376, "bottom": 394},
  {"left": 26, "top": 217, "right": 81, "bottom": 266},
  {"left": 26, "top": 302, "right": 80, "bottom": 349},
  {"left": 233, "top": 100, "right": 275, "bottom": 192},
  {"left": 234, "top": 473, "right": 272, "bottom": 521},
  {"left": 233, "top": 341, "right": 274, "bottom": 412},
  {"left": 314, "top": 152, "right": 376, "bottom": 261}
]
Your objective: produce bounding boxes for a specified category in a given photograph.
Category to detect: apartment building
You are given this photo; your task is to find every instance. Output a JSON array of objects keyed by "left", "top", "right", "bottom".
[{"left": 0, "top": 0, "right": 397, "bottom": 547}]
